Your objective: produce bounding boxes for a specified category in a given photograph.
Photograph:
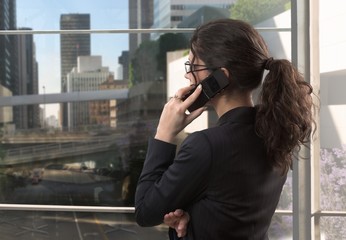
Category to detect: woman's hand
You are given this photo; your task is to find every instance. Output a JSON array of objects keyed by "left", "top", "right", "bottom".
[
  {"left": 155, "top": 84, "right": 206, "bottom": 143},
  {"left": 164, "top": 209, "right": 190, "bottom": 238}
]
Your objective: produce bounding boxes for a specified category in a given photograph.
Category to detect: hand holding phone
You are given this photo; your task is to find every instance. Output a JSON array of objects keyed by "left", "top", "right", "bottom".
[{"left": 183, "top": 69, "right": 229, "bottom": 112}]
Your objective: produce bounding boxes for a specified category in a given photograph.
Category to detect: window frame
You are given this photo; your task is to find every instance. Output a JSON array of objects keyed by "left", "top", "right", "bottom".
[{"left": 0, "top": 1, "right": 346, "bottom": 239}]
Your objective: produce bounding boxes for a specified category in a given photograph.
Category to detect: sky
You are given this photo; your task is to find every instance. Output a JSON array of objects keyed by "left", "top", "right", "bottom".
[{"left": 16, "top": 0, "right": 129, "bottom": 117}]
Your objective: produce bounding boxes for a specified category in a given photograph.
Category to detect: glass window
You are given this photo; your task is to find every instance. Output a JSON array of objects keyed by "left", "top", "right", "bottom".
[
  {"left": 319, "top": 0, "right": 346, "bottom": 238},
  {"left": 3, "top": 0, "right": 345, "bottom": 239}
]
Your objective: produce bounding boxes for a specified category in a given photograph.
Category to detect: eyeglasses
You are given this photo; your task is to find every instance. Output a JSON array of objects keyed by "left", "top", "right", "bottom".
[{"left": 184, "top": 61, "right": 210, "bottom": 74}]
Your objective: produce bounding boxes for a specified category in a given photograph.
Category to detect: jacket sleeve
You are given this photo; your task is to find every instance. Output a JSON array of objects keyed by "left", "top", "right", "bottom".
[{"left": 135, "top": 133, "right": 212, "bottom": 227}]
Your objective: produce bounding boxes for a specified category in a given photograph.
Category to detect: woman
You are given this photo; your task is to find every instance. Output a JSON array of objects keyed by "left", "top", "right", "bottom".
[{"left": 135, "top": 18, "right": 314, "bottom": 239}]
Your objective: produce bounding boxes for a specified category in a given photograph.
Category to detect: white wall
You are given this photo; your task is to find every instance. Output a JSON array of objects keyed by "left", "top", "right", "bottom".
[
  {"left": 319, "top": 0, "right": 346, "bottom": 148},
  {"left": 319, "top": 0, "right": 346, "bottom": 73}
]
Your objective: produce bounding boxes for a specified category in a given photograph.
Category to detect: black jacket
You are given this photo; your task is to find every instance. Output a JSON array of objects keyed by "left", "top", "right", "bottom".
[{"left": 135, "top": 107, "right": 287, "bottom": 239}]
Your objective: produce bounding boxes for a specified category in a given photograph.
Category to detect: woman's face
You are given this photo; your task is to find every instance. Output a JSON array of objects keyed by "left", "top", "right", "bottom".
[{"left": 184, "top": 52, "right": 210, "bottom": 86}]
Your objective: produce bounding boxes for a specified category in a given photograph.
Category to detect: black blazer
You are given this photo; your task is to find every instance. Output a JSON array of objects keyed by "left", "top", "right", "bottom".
[{"left": 135, "top": 107, "right": 287, "bottom": 240}]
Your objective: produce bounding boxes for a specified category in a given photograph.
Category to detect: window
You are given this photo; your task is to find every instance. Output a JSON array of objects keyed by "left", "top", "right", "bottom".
[{"left": 0, "top": 0, "right": 345, "bottom": 239}]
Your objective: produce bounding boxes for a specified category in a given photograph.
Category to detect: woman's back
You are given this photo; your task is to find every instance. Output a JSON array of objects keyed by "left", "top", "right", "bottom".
[{"left": 185, "top": 107, "right": 286, "bottom": 239}]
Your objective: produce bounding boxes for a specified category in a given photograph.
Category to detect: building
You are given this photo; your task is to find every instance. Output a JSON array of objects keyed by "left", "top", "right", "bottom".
[
  {"left": 151, "top": 0, "right": 235, "bottom": 39},
  {"left": 177, "top": 5, "right": 231, "bottom": 42},
  {"left": 0, "top": 0, "right": 18, "bottom": 91},
  {"left": 178, "top": 5, "right": 230, "bottom": 28},
  {"left": 0, "top": 0, "right": 18, "bottom": 128},
  {"left": 66, "top": 56, "right": 112, "bottom": 129},
  {"left": 60, "top": 13, "right": 91, "bottom": 128},
  {"left": 129, "top": 0, "right": 154, "bottom": 60},
  {"left": 1, "top": 1, "right": 39, "bottom": 130},
  {"left": 89, "top": 75, "right": 128, "bottom": 128},
  {"left": 16, "top": 28, "right": 40, "bottom": 129},
  {"left": 0, "top": 85, "right": 13, "bottom": 125}
]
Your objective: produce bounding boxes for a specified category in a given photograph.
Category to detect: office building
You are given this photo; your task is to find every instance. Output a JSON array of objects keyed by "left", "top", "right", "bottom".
[
  {"left": 151, "top": 0, "right": 236, "bottom": 39},
  {"left": 89, "top": 75, "right": 128, "bottom": 128},
  {"left": 60, "top": 13, "right": 91, "bottom": 128},
  {"left": 0, "top": 0, "right": 18, "bottom": 128},
  {"left": 16, "top": 28, "right": 40, "bottom": 129},
  {"left": 128, "top": 0, "right": 154, "bottom": 60},
  {"left": 66, "top": 56, "right": 112, "bottom": 129},
  {"left": 1, "top": 1, "right": 39, "bottom": 129},
  {"left": 0, "top": 0, "right": 18, "bottom": 92}
]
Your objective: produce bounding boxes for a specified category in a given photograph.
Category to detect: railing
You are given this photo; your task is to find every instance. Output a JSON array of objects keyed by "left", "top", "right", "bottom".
[{"left": 1, "top": 135, "right": 125, "bottom": 165}]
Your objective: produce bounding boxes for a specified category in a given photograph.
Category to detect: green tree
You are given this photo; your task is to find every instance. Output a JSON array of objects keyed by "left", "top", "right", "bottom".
[
  {"left": 130, "top": 40, "right": 159, "bottom": 84},
  {"left": 129, "top": 33, "right": 189, "bottom": 85},
  {"left": 156, "top": 33, "right": 189, "bottom": 77},
  {"left": 230, "top": 0, "right": 291, "bottom": 24}
]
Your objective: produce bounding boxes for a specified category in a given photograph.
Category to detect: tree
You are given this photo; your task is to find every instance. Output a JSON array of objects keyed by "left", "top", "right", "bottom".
[
  {"left": 129, "top": 33, "right": 189, "bottom": 85},
  {"left": 230, "top": 0, "right": 291, "bottom": 24},
  {"left": 156, "top": 33, "right": 189, "bottom": 77},
  {"left": 130, "top": 40, "right": 159, "bottom": 85}
]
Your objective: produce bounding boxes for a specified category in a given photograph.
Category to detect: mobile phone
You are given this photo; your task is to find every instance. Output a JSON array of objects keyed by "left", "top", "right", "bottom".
[{"left": 183, "top": 68, "right": 229, "bottom": 112}]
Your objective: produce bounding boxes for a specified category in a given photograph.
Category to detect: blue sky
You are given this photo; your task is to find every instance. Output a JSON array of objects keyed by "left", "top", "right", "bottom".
[
  {"left": 16, "top": 0, "right": 129, "bottom": 117},
  {"left": 17, "top": 0, "right": 129, "bottom": 30}
]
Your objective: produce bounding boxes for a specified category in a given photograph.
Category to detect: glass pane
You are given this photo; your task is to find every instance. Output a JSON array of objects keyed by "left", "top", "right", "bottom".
[
  {"left": 319, "top": 1, "right": 346, "bottom": 239},
  {"left": 0, "top": 210, "right": 168, "bottom": 240},
  {"left": 17, "top": 0, "right": 129, "bottom": 30},
  {"left": 1, "top": 0, "right": 298, "bottom": 239},
  {"left": 320, "top": 0, "right": 346, "bottom": 213},
  {"left": 268, "top": 215, "right": 292, "bottom": 240},
  {"left": 321, "top": 217, "right": 346, "bottom": 240},
  {"left": 0, "top": 99, "right": 164, "bottom": 206}
]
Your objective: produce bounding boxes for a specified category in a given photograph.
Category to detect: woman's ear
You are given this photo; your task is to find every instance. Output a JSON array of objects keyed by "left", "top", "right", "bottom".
[{"left": 220, "top": 67, "right": 230, "bottom": 78}]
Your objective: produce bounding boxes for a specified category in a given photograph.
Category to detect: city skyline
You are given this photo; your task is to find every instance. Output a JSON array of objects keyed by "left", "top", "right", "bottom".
[{"left": 16, "top": 0, "right": 129, "bottom": 118}]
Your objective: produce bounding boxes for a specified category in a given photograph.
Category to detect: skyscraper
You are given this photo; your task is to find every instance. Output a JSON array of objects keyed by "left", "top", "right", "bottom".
[
  {"left": 60, "top": 13, "right": 91, "bottom": 128},
  {"left": 0, "top": 0, "right": 20, "bottom": 128},
  {"left": 152, "top": 0, "right": 236, "bottom": 28},
  {"left": 0, "top": 0, "right": 18, "bottom": 93},
  {"left": 128, "top": 0, "right": 154, "bottom": 60},
  {"left": 17, "top": 28, "right": 40, "bottom": 129}
]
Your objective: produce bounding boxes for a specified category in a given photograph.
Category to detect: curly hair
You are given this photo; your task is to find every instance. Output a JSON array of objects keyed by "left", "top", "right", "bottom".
[
  {"left": 256, "top": 59, "right": 314, "bottom": 174},
  {"left": 190, "top": 18, "right": 315, "bottom": 174}
]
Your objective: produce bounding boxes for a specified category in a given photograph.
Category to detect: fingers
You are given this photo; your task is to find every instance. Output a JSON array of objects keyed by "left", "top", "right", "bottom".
[
  {"left": 176, "top": 212, "right": 190, "bottom": 238},
  {"left": 174, "top": 209, "right": 184, "bottom": 217},
  {"left": 174, "top": 85, "right": 196, "bottom": 99},
  {"left": 163, "top": 210, "right": 190, "bottom": 238},
  {"left": 180, "top": 84, "right": 203, "bottom": 111},
  {"left": 163, "top": 213, "right": 175, "bottom": 227}
]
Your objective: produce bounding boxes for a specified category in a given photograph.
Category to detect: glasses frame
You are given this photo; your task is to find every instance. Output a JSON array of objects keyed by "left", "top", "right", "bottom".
[{"left": 184, "top": 61, "right": 210, "bottom": 74}]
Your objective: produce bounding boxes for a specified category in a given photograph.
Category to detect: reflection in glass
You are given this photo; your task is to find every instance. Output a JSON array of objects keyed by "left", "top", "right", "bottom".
[
  {"left": 0, "top": 210, "right": 168, "bottom": 240},
  {"left": 0, "top": 118, "right": 156, "bottom": 206}
]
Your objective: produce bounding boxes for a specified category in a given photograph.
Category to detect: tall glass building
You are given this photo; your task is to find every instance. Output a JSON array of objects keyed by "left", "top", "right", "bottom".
[{"left": 0, "top": 0, "right": 17, "bottom": 91}]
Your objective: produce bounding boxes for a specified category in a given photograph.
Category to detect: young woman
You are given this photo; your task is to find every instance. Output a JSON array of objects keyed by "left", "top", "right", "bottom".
[{"left": 135, "top": 18, "right": 315, "bottom": 239}]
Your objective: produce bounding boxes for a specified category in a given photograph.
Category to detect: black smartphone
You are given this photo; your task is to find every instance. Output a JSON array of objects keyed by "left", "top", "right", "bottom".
[{"left": 183, "top": 68, "right": 229, "bottom": 112}]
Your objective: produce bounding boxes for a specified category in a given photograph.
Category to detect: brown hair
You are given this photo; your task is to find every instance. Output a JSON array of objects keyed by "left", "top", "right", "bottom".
[{"left": 190, "top": 18, "right": 314, "bottom": 174}]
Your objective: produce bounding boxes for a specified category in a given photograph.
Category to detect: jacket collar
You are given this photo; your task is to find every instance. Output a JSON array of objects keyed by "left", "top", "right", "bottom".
[{"left": 217, "top": 107, "right": 256, "bottom": 126}]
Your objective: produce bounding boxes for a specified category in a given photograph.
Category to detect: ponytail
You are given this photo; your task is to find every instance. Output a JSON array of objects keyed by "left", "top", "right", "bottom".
[
  {"left": 188, "top": 18, "right": 315, "bottom": 174},
  {"left": 256, "top": 59, "right": 314, "bottom": 175}
]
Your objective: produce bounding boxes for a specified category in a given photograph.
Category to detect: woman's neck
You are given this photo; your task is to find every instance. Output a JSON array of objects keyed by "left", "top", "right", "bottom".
[{"left": 212, "top": 91, "right": 253, "bottom": 117}]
